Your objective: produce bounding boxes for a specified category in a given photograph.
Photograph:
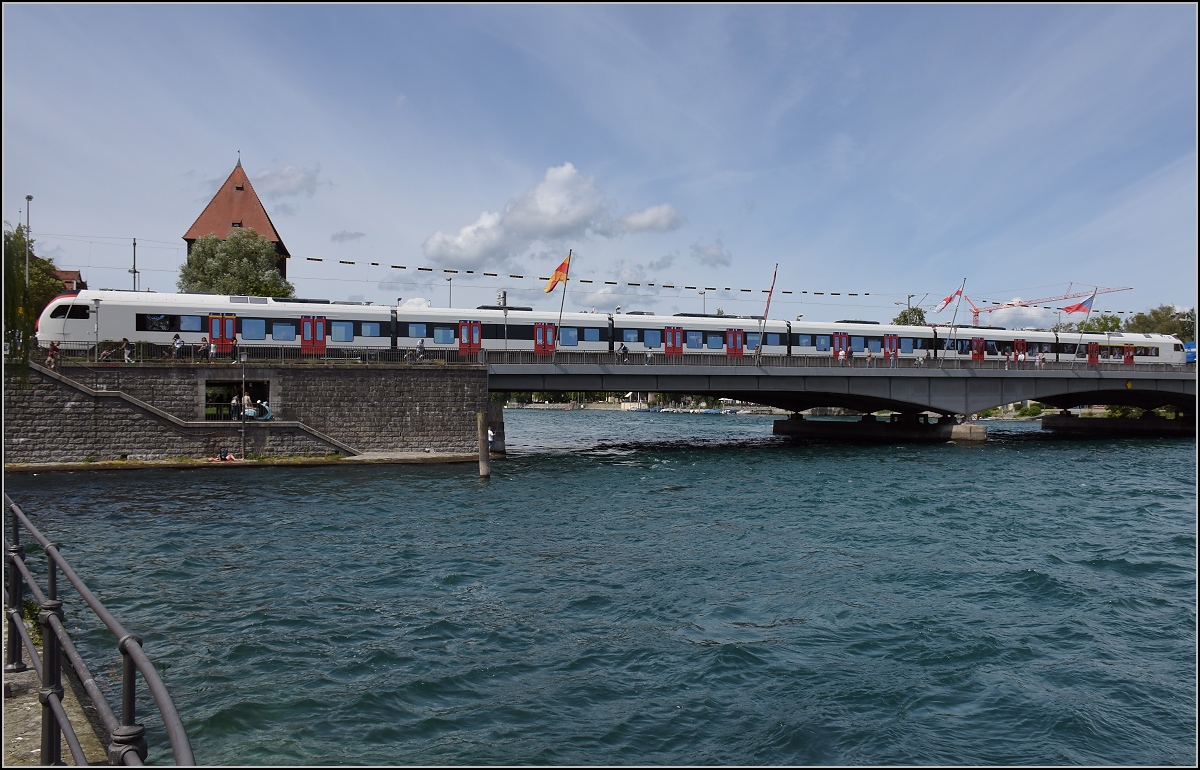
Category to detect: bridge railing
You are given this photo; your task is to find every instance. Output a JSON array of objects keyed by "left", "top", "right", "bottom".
[
  {"left": 3, "top": 494, "right": 195, "bottom": 766},
  {"left": 33, "top": 341, "right": 1192, "bottom": 373}
]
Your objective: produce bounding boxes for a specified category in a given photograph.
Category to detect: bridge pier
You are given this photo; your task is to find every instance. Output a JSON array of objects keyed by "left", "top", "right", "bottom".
[{"left": 773, "top": 412, "right": 987, "bottom": 443}]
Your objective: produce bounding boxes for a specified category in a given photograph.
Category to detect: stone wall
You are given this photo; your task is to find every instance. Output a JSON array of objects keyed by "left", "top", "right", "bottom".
[{"left": 3, "top": 362, "right": 489, "bottom": 464}]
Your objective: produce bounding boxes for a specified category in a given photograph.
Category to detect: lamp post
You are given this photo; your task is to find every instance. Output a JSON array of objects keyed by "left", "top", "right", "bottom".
[
  {"left": 92, "top": 299, "right": 100, "bottom": 362},
  {"left": 240, "top": 351, "right": 248, "bottom": 459},
  {"left": 699, "top": 290, "right": 706, "bottom": 314},
  {"left": 24, "top": 195, "right": 32, "bottom": 287},
  {"left": 446, "top": 277, "right": 453, "bottom": 308}
]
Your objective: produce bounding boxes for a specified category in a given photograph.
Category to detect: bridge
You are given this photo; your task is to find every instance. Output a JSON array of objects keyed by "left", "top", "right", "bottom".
[{"left": 483, "top": 351, "right": 1196, "bottom": 418}]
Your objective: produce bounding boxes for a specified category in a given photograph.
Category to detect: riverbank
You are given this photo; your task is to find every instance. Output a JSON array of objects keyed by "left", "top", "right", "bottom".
[{"left": 4, "top": 450, "right": 501, "bottom": 474}]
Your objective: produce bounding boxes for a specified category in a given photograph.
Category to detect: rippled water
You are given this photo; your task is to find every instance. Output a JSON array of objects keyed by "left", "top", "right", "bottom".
[{"left": 5, "top": 411, "right": 1195, "bottom": 765}]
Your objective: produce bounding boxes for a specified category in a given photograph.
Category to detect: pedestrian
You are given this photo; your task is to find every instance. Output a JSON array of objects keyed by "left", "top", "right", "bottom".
[
  {"left": 229, "top": 335, "right": 239, "bottom": 363},
  {"left": 924, "top": 349, "right": 931, "bottom": 366},
  {"left": 198, "top": 336, "right": 209, "bottom": 362},
  {"left": 172, "top": 334, "right": 183, "bottom": 360},
  {"left": 120, "top": 337, "right": 133, "bottom": 363},
  {"left": 1018, "top": 350, "right": 1026, "bottom": 368},
  {"left": 1004, "top": 351, "right": 1010, "bottom": 370},
  {"left": 415, "top": 338, "right": 425, "bottom": 360},
  {"left": 230, "top": 394, "right": 240, "bottom": 420},
  {"left": 889, "top": 348, "right": 897, "bottom": 368},
  {"left": 866, "top": 347, "right": 874, "bottom": 368},
  {"left": 45, "top": 341, "right": 60, "bottom": 370},
  {"left": 838, "top": 348, "right": 846, "bottom": 367},
  {"left": 242, "top": 392, "right": 252, "bottom": 417},
  {"left": 487, "top": 427, "right": 494, "bottom": 450},
  {"left": 1038, "top": 351, "right": 1046, "bottom": 370},
  {"left": 846, "top": 348, "right": 853, "bottom": 367},
  {"left": 618, "top": 342, "right": 629, "bottom": 363},
  {"left": 645, "top": 350, "right": 654, "bottom": 365}
]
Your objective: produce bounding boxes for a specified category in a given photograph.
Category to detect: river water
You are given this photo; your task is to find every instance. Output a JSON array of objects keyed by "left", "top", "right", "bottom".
[{"left": 4, "top": 411, "right": 1196, "bottom": 765}]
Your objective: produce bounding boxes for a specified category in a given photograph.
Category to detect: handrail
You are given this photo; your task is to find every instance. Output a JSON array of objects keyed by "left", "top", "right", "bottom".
[{"left": 4, "top": 494, "right": 195, "bottom": 765}]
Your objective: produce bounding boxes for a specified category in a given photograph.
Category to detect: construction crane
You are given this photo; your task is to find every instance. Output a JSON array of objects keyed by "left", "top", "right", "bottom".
[{"left": 953, "top": 283, "right": 1133, "bottom": 326}]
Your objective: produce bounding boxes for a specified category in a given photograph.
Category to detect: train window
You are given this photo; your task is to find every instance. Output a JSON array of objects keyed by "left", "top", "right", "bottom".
[
  {"left": 242, "top": 319, "right": 267, "bottom": 340},
  {"left": 272, "top": 323, "right": 296, "bottom": 341},
  {"left": 867, "top": 339, "right": 881, "bottom": 354},
  {"left": 850, "top": 336, "right": 865, "bottom": 353},
  {"left": 900, "top": 338, "right": 914, "bottom": 354},
  {"left": 687, "top": 331, "right": 703, "bottom": 349},
  {"left": 745, "top": 333, "right": 759, "bottom": 351},
  {"left": 50, "top": 305, "right": 90, "bottom": 319},
  {"left": 560, "top": 328, "right": 579, "bottom": 346},
  {"left": 230, "top": 296, "right": 248, "bottom": 303},
  {"left": 584, "top": 328, "right": 601, "bottom": 342},
  {"left": 361, "top": 323, "right": 381, "bottom": 337},
  {"left": 707, "top": 334, "right": 724, "bottom": 349},
  {"left": 140, "top": 314, "right": 171, "bottom": 332},
  {"left": 433, "top": 326, "right": 455, "bottom": 344},
  {"left": 180, "top": 315, "right": 203, "bottom": 332},
  {"left": 797, "top": 334, "right": 812, "bottom": 347},
  {"left": 331, "top": 322, "right": 354, "bottom": 342},
  {"left": 249, "top": 297, "right": 267, "bottom": 304},
  {"left": 644, "top": 329, "right": 661, "bottom": 348},
  {"left": 623, "top": 329, "right": 639, "bottom": 343},
  {"left": 408, "top": 323, "right": 426, "bottom": 338},
  {"left": 766, "top": 333, "right": 781, "bottom": 346},
  {"left": 1060, "top": 344, "right": 1077, "bottom": 354},
  {"left": 986, "top": 341, "right": 999, "bottom": 355},
  {"left": 815, "top": 335, "right": 829, "bottom": 351}
]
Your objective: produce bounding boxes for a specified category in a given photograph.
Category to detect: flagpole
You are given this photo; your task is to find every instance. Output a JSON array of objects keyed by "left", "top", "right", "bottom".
[
  {"left": 1073, "top": 286, "right": 1097, "bottom": 368},
  {"left": 946, "top": 278, "right": 966, "bottom": 363},
  {"left": 755, "top": 263, "right": 778, "bottom": 366},
  {"left": 554, "top": 249, "right": 571, "bottom": 353}
]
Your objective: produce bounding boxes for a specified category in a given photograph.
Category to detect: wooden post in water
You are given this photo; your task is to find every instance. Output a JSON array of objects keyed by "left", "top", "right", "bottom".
[{"left": 477, "top": 412, "right": 490, "bottom": 477}]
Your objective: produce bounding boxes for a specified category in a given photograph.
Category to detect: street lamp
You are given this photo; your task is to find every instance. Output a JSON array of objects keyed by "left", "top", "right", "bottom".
[
  {"left": 24, "top": 195, "right": 32, "bottom": 287},
  {"left": 446, "top": 277, "right": 453, "bottom": 307},
  {"left": 92, "top": 298, "right": 100, "bottom": 362},
  {"left": 240, "top": 351, "right": 248, "bottom": 459},
  {"left": 699, "top": 290, "right": 706, "bottom": 314}
]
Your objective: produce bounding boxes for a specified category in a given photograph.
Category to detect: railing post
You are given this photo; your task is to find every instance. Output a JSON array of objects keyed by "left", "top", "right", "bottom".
[
  {"left": 109, "top": 633, "right": 148, "bottom": 764},
  {"left": 38, "top": 598, "right": 65, "bottom": 766},
  {"left": 4, "top": 541, "right": 28, "bottom": 672}
]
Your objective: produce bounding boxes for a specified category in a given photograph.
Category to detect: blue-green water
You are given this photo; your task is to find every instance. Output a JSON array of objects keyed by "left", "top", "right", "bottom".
[{"left": 4, "top": 412, "right": 1196, "bottom": 765}]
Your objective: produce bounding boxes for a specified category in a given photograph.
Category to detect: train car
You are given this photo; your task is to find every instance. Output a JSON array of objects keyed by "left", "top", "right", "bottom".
[{"left": 36, "top": 289, "right": 1188, "bottom": 366}]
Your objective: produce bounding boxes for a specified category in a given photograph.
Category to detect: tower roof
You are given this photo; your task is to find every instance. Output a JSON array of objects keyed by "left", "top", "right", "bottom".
[{"left": 182, "top": 163, "right": 290, "bottom": 258}]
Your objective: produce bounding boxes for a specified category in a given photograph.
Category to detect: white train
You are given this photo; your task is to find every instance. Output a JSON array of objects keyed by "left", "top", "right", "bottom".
[{"left": 37, "top": 289, "right": 1188, "bottom": 365}]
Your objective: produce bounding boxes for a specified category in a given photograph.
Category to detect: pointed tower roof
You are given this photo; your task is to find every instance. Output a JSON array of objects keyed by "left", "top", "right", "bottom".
[{"left": 183, "top": 161, "right": 291, "bottom": 275}]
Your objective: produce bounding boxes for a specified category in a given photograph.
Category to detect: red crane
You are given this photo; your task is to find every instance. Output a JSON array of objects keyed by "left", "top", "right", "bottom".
[{"left": 949, "top": 284, "right": 1133, "bottom": 326}]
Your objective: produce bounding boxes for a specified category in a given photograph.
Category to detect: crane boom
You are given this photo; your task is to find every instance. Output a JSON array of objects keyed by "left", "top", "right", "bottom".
[{"left": 958, "top": 285, "right": 1133, "bottom": 325}]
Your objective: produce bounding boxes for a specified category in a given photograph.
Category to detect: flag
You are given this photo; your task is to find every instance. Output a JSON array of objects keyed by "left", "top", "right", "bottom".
[
  {"left": 935, "top": 285, "right": 963, "bottom": 313},
  {"left": 1062, "top": 290, "right": 1096, "bottom": 314},
  {"left": 544, "top": 253, "right": 571, "bottom": 293}
]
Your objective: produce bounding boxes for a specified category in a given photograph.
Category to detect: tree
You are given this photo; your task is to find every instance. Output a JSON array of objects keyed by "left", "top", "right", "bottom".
[
  {"left": 4, "top": 222, "right": 67, "bottom": 365},
  {"left": 177, "top": 228, "right": 294, "bottom": 297},
  {"left": 1076, "top": 313, "right": 1122, "bottom": 333},
  {"left": 892, "top": 307, "right": 927, "bottom": 326},
  {"left": 1123, "top": 304, "right": 1195, "bottom": 341}
]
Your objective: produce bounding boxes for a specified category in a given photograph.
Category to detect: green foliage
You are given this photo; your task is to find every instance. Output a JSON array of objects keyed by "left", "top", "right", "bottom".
[
  {"left": 1123, "top": 304, "right": 1195, "bottom": 341},
  {"left": 1075, "top": 314, "right": 1122, "bottom": 333},
  {"left": 4, "top": 222, "right": 65, "bottom": 366},
  {"left": 1016, "top": 402, "right": 1044, "bottom": 418},
  {"left": 177, "top": 229, "right": 294, "bottom": 297},
  {"left": 1104, "top": 404, "right": 1144, "bottom": 418},
  {"left": 892, "top": 307, "right": 927, "bottom": 326},
  {"left": 976, "top": 407, "right": 1000, "bottom": 418}
]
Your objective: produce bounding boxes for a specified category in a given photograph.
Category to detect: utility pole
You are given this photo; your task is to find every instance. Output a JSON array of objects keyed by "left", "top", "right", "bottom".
[
  {"left": 129, "top": 238, "right": 139, "bottom": 291},
  {"left": 24, "top": 195, "right": 32, "bottom": 287}
]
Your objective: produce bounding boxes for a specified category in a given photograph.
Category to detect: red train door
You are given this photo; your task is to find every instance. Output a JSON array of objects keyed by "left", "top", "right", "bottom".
[
  {"left": 970, "top": 337, "right": 986, "bottom": 362},
  {"left": 208, "top": 314, "right": 236, "bottom": 354},
  {"left": 1086, "top": 341, "right": 1100, "bottom": 365},
  {"left": 1123, "top": 345, "right": 1135, "bottom": 365},
  {"left": 301, "top": 316, "right": 326, "bottom": 354},
  {"left": 1014, "top": 338, "right": 1027, "bottom": 367},
  {"left": 664, "top": 326, "right": 683, "bottom": 357},
  {"left": 883, "top": 334, "right": 899, "bottom": 365},
  {"left": 725, "top": 329, "right": 744, "bottom": 358},
  {"left": 458, "top": 320, "right": 482, "bottom": 354},
  {"left": 534, "top": 323, "right": 556, "bottom": 355},
  {"left": 831, "top": 332, "right": 850, "bottom": 362}
]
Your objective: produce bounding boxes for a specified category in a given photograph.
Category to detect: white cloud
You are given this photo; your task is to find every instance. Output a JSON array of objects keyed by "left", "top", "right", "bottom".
[
  {"left": 331, "top": 230, "right": 365, "bottom": 243},
  {"left": 253, "top": 164, "right": 323, "bottom": 199},
  {"left": 422, "top": 163, "right": 682, "bottom": 268},
  {"left": 691, "top": 237, "right": 733, "bottom": 267},
  {"left": 617, "top": 203, "right": 684, "bottom": 233}
]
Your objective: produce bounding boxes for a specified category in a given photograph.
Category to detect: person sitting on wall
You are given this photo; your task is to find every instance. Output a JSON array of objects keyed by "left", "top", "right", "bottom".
[{"left": 209, "top": 450, "right": 241, "bottom": 462}]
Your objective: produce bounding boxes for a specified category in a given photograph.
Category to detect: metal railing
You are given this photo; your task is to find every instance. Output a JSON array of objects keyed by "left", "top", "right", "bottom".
[
  {"left": 4, "top": 495, "right": 195, "bottom": 766},
  {"left": 31, "top": 341, "right": 1194, "bottom": 374}
]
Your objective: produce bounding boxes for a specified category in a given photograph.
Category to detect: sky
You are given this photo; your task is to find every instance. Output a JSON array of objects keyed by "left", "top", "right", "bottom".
[{"left": 3, "top": 3, "right": 1196, "bottom": 327}]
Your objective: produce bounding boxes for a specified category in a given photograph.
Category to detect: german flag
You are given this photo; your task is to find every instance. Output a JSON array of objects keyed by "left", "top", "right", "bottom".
[{"left": 544, "top": 252, "right": 571, "bottom": 293}]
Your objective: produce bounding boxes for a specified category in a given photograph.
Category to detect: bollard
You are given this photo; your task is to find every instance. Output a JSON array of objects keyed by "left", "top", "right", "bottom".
[{"left": 477, "top": 412, "right": 490, "bottom": 478}]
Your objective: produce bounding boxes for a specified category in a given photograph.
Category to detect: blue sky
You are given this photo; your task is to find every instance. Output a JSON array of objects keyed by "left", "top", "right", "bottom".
[{"left": 3, "top": 3, "right": 1196, "bottom": 326}]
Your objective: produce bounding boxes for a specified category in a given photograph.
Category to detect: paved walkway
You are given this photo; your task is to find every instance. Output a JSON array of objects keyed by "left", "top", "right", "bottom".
[{"left": 3, "top": 615, "right": 107, "bottom": 765}]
